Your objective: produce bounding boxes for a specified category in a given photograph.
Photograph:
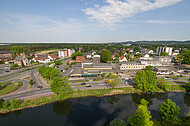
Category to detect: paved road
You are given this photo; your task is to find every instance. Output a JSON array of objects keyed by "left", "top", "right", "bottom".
[
  {"left": 0, "top": 64, "right": 44, "bottom": 79},
  {"left": 0, "top": 88, "right": 53, "bottom": 100},
  {"left": 30, "top": 70, "right": 42, "bottom": 89},
  {"left": 0, "top": 68, "right": 38, "bottom": 83},
  {"left": 13, "top": 79, "right": 29, "bottom": 92}
]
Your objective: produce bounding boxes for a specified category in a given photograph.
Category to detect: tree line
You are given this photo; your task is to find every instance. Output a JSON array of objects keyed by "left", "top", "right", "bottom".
[
  {"left": 109, "top": 99, "right": 181, "bottom": 126},
  {"left": 38, "top": 65, "right": 73, "bottom": 99}
]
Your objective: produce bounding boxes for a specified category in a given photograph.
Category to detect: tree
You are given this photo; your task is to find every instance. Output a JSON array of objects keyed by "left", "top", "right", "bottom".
[
  {"left": 145, "top": 66, "right": 153, "bottom": 71},
  {"left": 159, "top": 99, "right": 180, "bottom": 125},
  {"left": 102, "top": 73, "right": 106, "bottom": 77},
  {"left": 100, "top": 49, "right": 111, "bottom": 62},
  {"left": 0, "top": 99, "right": 5, "bottom": 109},
  {"left": 128, "top": 99, "right": 153, "bottom": 126},
  {"left": 11, "top": 63, "right": 19, "bottom": 68},
  {"left": 115, "top": 53, "right": 120, "bottom": 61},
  {"left": 126, "top": 53, "right": 132, "bottom": 61},
  {"left": 71, "top": 52, "right": 84, "bottom": 59},
  {"left": 157, "top": 78, "right": 171, "bottom": 91},
  {"left": 133, "top": 46, "right": 140, "bottom": 52},
  {"left": 111, "top": 78, "right": 122, "bottom": 88},
  {"left": 109, "top": 118, "right": 126, "bottom": 126},
  {"left": 133, "top": 70, "right": 157, "bottom": 92},
  {"left": 38, "top": 65, "right": 46, "bottom": 74},
  {"left": 10, "top": 98, "right": 20, "bottom": 109},
  {"left": 29, "top": 79, "right": 33, "bottom": 85},
  {"left": 160, "top": 52, "right": 168, "bottom": 56},
  {"left": 50, "top": 76, "right": 73, "bottom": 99},
  {"left": 54, "top": 60, "right": 62, "bottom": 65},
  {"left": 177, "top": 49, "right": 190, "bottom": 65}
]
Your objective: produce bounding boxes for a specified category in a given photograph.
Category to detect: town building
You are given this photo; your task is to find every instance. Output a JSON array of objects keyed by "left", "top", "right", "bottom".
[
  {"left": 172, "top": 50, "right": 180, "bottom": 56},
  {"left": 76, "top": 56, "right": 86, "bottom": 62},
  {"left": 154, "top": 67, "right": 171, "bottom": 75},
  {"left": 156, "top": 46, "right": 173, "bottom": 56},
  {"left": 0, "top": 51, "right": 12, "bottom": 63},
  {"left": 118, "top": 62, "right": 145, "bottom": 70},
  {"left": 32, "top": 55, "right": 50, "bottom": 63},
  {"left": 14, "top": 53, "right": 29, "bottom": 66},
  {"left": 48, "top": 54, "right": 57, "bottom": 60},
  {"left": 58, "top": 49, "right": 75, "bottom": 58},
  {"left": 140, "top": 56, "right": 172, "bottom": 66},
  {"left": 119, "top": 56, "right": 127, "bottom": 62},
  {"left": 86, "top": 53, "right": 92, "bottom": 59},
  {"left": 93, "top": 55, "right": 101, "bottom": 64},
  {"left": 111, "top": 52, "right": 117, "bottom": 60}
]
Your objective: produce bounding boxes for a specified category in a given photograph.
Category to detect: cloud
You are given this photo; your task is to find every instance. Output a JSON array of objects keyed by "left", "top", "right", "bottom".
[{"left": 83, "top": 0, "right": 183, "bottom": 29}]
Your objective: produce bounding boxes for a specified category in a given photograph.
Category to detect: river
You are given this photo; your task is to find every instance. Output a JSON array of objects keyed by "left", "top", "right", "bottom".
[{"left": 0, "top": 92, "right": 190, "bottom": 126}]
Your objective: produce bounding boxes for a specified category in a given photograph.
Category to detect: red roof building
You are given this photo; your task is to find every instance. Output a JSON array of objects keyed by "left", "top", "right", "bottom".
[{"left": 76, "top": 56, "right": 86, "bottom": 62}]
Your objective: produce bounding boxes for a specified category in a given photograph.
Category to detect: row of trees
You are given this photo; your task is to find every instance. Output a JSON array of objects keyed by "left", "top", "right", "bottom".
[
  {"left": 38, "top": 65, "right": 73, "bottom": 99},
  {"left": 109, "top": 99, "right": 181, "bottom": 126}
]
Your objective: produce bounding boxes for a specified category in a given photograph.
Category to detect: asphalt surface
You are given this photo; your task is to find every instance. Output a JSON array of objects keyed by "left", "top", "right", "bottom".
[{"left": 0, "top": 88, "right": 53, "bottom": 100}]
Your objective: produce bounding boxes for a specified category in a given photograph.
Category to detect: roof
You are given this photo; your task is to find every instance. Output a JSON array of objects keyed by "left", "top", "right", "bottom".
[
  {"left": 49, "top": 54, "right": 57, "bottom": 58},
  {"left": 120, "top": 62, "right": 142, "bottom": 65},
  {"left": 120, "top": 56, "right": 125, "bottom": 60}
]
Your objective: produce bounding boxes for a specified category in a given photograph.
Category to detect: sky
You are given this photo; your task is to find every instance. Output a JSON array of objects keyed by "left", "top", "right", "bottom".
[{"left": 0, "top": 0, "right": 190, "bottom": 43}]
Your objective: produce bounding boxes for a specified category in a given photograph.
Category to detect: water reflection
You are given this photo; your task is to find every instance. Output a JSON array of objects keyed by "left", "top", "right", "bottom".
[
  {"left": 184, "top": 92, "right": 190, "bottom": 106},
  {"left": 53, "top": 100, "right": 74, "bottom": 117},
  {"left": 13, "top": 110, "right": 22, "bottom": 117},
  {"left": 131, "top": 93, "right": 168, "bottom": 106},
  {"left": 106, "top": 95, "right": 120, "bottom": 104}
]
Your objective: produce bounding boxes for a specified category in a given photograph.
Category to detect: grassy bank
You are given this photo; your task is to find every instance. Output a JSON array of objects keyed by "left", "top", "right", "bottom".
[
  {"left": 0, "top": 82, "right": 23, "bottom": 96},
  {"left": 71, "top": 80, "right": 89, "bottom": 83},
  {"left": 0, "top": 85, "right": 188, "bottom": 114}
]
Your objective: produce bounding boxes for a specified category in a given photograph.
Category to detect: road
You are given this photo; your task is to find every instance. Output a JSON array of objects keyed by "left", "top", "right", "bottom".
[{"left": 0, "top": 88, "right": 53, "bottom": 100}]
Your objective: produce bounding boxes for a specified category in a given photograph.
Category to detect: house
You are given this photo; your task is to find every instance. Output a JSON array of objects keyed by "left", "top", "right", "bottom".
[
  {"left": 118, "top": 62, "right": 145, "bottom": 70},
  {"left": 93, "top": 55, "right": 101, "bottom": 64},
  {"left": 111, "top": 53, "right": 117, "bottom": 60},
  {"left": 14, "top": 53, "right": 29, "bottom": 66},
  {"left": 76, "top": 56, "right": 86, "bottom": 62},
  {"left": 32, "top": 55, "right": 50, "bottom": 63},
  {"left": 29, "top": 52, "right": 37, "bottom": 57},
  {"left": 86, "top": 53, "right": 92, "bottom": 59},
  {"left": 0, "top": 51, "right": 12, "bottom": 63},
  {"left": 119, "top": 56, "right": 127, "bottom": 62},
  {"left": 48, "top": 54, "right": 57, "bottom": 60},
  {"left": 172, "top": 50, "right": 180, "bottom": 56}
]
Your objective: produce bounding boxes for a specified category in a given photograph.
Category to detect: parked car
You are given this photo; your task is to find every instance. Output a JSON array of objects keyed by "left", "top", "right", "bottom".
[
  {"left": 81, "top": 82, "right": 86, "bottom": 85},
  {"left": 173, "top": 78, "right": 178, "bottom": 80},
  {"left": 86, "top": 84, "right": 91, "bottom": 87},
  {"left": 37, "top": 86, "right": 43, "bottom": 89},
  {"left": 165, "top": 76, "right": 169, "bottom": 78}
]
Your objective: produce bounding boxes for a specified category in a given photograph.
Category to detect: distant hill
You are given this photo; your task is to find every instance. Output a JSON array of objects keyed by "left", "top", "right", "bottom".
[{"left": 120, "top": 40, "right": 190, "bottom": 45}]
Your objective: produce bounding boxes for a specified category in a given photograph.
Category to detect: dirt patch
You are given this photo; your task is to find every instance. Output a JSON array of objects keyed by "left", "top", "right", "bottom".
[
  {"left": 36, "top": 49, "right": 59, "bottom": 54},
  {"left": 110, "top": 90, "right": 123, "bottom": 95},
  {"left": 23, "top": 76, "right": 31, "bottom": 80}
]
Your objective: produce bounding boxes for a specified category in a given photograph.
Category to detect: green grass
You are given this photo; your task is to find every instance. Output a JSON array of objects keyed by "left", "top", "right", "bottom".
[
  {"left": 0, "top": 81, "right": 11, "bottom": 86},
  {"left": 71, "top": 80, "right": 89, "bottom": 83},
  {"left": 0, "top": 82, "right": 23, "bottom": 96}
]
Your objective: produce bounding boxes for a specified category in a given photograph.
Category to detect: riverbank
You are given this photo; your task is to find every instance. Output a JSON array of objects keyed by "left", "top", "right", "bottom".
[{"left": 0, "top": 85, "right": 189, "bottom": 114}]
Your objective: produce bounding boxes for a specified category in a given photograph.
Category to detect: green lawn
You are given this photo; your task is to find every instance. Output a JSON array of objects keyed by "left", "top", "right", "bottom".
[
  {"left": 0, "top": 82, "right": 23, "bottom": 96},
  {"left": 0, "top": 81, "right": 11, "bottom": 86}
]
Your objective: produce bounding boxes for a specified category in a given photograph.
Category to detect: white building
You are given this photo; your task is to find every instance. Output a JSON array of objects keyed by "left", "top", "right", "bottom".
[
  {"left": 119, "top": 56, "right": 127, "bottom": 62},
  {"left": 58, "top": 49, "right": 75, "bottom": 58},
  {"left": 156, "top": 47, "right": 173, "bottom": 56},
  {"left": 172, "top": 50, "right": 180, "bottom": 56},
  {"left": 140, "top": 56, "right": 172, "bottom": 66}
]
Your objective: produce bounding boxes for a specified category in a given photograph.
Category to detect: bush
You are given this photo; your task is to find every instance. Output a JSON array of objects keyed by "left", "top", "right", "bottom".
[
  {"left": 10, "top": 98, "right": 20, "bottom": 109},
  {"left": 69, "top": 65, "right": 72, "bottom": 68},
  {"left": 65, "top": 67, "right": 68, "bottom": 70},
  {"left": 109, "top": 118, "right": 126, "bottom": 126}
]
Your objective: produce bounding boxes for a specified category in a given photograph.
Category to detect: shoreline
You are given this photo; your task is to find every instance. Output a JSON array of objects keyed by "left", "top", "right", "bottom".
[{"left": 0, "top": 86, "right": 188, "bottom": 114}]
